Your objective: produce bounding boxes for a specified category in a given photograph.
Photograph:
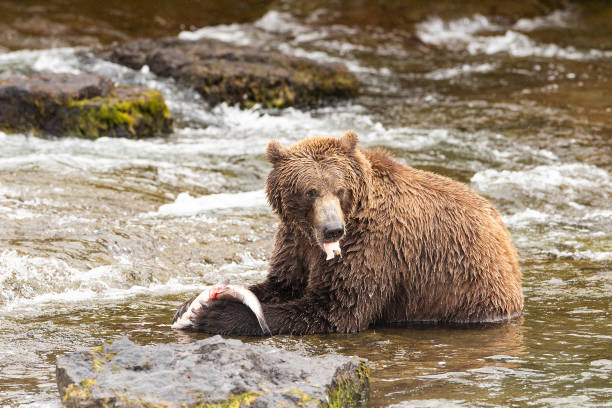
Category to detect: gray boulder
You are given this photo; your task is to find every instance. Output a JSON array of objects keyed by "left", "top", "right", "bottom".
[
  {"left": 56, "top": 336, "right": 370, "bottom": 407},
  {"left": 97, "top": 37, "right": 359, "bottom": 109},
  {"left": 0, "top": 73, "right": 173, "bottom": 139}
]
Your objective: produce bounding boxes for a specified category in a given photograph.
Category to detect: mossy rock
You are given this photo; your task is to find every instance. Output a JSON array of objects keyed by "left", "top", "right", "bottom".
[
  {"left": 97, "top": 37, "right": 359, "bottom": 109},
  {"left": 56, "top": 336, "right": 369, "bottom": 407},
  {"left": 0, "top": 73, "right": 173, "bottom": 139}
]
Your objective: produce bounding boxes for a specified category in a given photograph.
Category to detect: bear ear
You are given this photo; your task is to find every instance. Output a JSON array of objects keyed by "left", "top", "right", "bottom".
[
  {"left": 266, "top": 140, "right": 288, "bottom": 165},
  {"left": 340, "top": 130, "right": 359, "bottom": 153}
]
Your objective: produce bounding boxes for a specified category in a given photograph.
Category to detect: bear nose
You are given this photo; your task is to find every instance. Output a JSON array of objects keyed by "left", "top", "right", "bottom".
[{"left": 323, "top": 223, "right": 344, "bottom": 241}]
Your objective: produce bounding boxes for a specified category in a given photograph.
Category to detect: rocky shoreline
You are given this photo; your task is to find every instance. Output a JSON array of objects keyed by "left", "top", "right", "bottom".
[{"left": 56, "top": 336, "right": 370, "bottom": 408}]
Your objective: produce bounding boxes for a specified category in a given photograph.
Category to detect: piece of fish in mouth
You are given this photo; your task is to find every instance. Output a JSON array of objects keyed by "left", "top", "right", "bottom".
[{"left": 323, "top": 240, "right": 341, "bottom": 260}]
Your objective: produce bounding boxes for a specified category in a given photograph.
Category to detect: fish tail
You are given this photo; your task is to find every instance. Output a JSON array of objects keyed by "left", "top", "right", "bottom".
[{"left": 257, "top": 316, "right": 271, "bottom": 336}]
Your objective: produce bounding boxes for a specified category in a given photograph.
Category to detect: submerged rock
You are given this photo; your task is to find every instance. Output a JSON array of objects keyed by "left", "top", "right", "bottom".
[
  {"left": 97, "top": 37, "right": 359, "bottom": 109},
  {"left": 0, "top": 73, "right": 173, "bottom": 139},
  {"left": 56, "top": 336, "right": 369, "bottom": 408}
]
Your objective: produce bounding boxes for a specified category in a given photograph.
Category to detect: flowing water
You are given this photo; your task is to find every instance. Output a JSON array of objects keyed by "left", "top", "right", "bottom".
[{"left": 1, "top": 1, "right": 611, "bottom": 406}]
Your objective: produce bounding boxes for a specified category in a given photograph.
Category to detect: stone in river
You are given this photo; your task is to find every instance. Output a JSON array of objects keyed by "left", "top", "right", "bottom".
[
  {"left": 56, "top": 336, "right": 370, "bottom": 407},
  {"left": 96, "top": 37, "right": 359, "bottom": 109},
  {"left": 0, "top": 73, "right": 173, "bottom": 139}
]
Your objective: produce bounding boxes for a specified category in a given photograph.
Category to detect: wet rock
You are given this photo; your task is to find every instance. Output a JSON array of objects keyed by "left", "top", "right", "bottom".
[
  {"left": 56, "top": 336, "right": 370, "bottom": 408},
  {"left": 0, "top": 73, "right": 173, "bottom": 138},
  {"left": 97, "top": 37, "right": 359, "bottom": 109}
]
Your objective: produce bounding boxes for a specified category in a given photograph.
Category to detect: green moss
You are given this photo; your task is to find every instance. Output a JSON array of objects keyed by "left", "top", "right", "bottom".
[
  {"left": 243, "top": 100, "right": 257, "bottom": 109},
  {"left": 88, "top": 344, "right": 117, "bottom": 372},
  {"left": 323, "top": 363, "right": 370, "bottom": 408},
  {"left": 357, "top": 362, "right": 370, "bottom": 382},
  {"left": 228, "top": 62, "right": 357, "bottom": 109},
  {"left": 191, "top": 392, "right": 261, "bottom": 408},
  {"left": 284, "top": 389, "right": 313, "bottom": 406},
  {"left": 66, "top": 88, "right": 172, "bottom": 139},
  {"left": 62, "top": 378, "right": 104, "bottom": 408}
]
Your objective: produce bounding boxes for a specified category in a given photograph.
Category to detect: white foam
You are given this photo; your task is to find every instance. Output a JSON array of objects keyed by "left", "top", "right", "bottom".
[
  {"left": 178, "top": 10, "right": 380, "bottom": 74},
  {"left": 425, "top": 63, "right": 497, "bottom": 80},
  {"left": 217, "top": 251, "right": 268, "bottom": 280},
  {"left": 416, "top": 14, "right": 498, "bottom": 45},
  {"left": 154, "top": 190, "right": 268, "bottom": 217},
  {"left": 172, "top": 103, "right": 376, "bottom": 155},
  {"left": 0, "top": 103, "right": 376, "bottom": 185},
  {"left": 0, "top": 250, "right": 213, "bottom": 314},
  {"left": 254, "top": 10, "right": 306, "bottom": 35},
  {"left": 178, "top": 10, "right": 306, "bottom": 47},
  {"left": 471, "top": 163, "right": 611, "bottom": 201},
  {"left": 548, "top": 249, "right": 612, "bottom": 262},
  {"left": 590, "top": 359, "right": 612, "bottom": 370},
  {"left": 178, "top": 22, "right": 254, "bottom": 46},
  {"left": 416, "top": 13, "right": 612, "bottom": 60},
  {"left": 0, "top": 104, "right": 415, "bottom": 165},
  {"left": 583, "top": 210, "right": 612, "bottom": 222},
  {"left": 0, "top": 206, "right": 41, "bottom": 220},
  {"left": 503, "top": 208, "right": 556, "bottom": 228},
  {"left": 513, "top": 10, "right": 572, "bottom": 32},
  {"left": 0, "top": 47, "right": 82, "bottom": 75}
]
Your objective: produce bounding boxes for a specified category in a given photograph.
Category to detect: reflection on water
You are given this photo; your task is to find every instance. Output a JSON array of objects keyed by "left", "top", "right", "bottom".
[{"left": 1, "top": 0, "right": 611, "bottom": 407}]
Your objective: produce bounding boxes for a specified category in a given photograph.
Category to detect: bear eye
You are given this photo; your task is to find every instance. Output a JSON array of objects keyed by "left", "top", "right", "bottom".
[
  {"left": 306, "top": 189, "right": 317, "bottom": 199},
  {"left": 337, "top": 188, "right": 345, "bottom": 198}
]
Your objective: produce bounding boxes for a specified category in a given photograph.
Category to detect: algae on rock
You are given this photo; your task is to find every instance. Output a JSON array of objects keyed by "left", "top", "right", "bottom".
[
  {"left": 97, "top": 37, "right": 359, "bottom": 109},
  {"left": 0, "top": 73, "right": 173, "bottom": 139},
  {"left": 66, "top": 87, "right": 172, "bottom": 139}
]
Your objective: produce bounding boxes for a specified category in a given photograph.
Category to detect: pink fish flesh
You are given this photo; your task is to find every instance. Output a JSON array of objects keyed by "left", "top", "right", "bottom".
[{"left": 323, "top": 240, "right": 341, "bottom": 260}]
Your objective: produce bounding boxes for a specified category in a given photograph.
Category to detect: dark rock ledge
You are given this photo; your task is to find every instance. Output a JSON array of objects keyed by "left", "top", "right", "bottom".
[
  {"left": 96, "top": 37, "right": 359, "bottom": 109},
  {"left": 0, "top": 73, "right": 173, "bottom": 139},
  {"left": 56, "top": 336, "right": 370, "bottom": 408}
]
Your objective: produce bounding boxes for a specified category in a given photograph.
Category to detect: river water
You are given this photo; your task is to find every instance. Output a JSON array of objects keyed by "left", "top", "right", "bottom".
[{"left": 0, "top": 1, "right": 611, "bottom": 407}]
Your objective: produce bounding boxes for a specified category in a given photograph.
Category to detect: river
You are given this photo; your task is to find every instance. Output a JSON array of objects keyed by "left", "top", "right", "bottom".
[{"left": 0, "top": 1, "right": 611, "bottom": 406}]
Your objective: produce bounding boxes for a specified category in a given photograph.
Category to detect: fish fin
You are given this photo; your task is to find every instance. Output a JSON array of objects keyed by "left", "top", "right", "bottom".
[{"left": 257, "top": 316, "right": 271, "bottom": 336}]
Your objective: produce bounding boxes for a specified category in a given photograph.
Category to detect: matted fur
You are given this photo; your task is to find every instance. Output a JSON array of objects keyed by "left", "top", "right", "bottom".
[{"left": 176, "top": 131, "right": 523, "bottom": 335}]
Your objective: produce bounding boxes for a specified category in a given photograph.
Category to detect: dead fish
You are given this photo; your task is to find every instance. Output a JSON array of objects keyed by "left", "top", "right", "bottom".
[
  {"left": 171, "top": 280, "right": 270, "bottom": 335},
  {"left": 323, "top": 240, "right": 341, "bottom": 260},
  {"left": 211, "top": 281, "right": 271, "bottom": 335}
]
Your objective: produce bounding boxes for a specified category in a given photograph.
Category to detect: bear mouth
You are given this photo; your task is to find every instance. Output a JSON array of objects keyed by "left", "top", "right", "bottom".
[{"left": 322, "top": 240, "right": 341, "bottom": 261}]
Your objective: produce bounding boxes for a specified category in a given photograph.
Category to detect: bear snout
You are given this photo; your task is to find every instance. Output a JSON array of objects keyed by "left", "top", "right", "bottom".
[
  {"left": 313, "top": 195, "right": 345, "bottom": 244},
  {"left": 323, "top": 223, "right": 344, "bottom": 242}
]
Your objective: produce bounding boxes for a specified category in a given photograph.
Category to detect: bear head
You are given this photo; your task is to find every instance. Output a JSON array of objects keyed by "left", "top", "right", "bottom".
[{"left": 265, "top": 131, "right": 371, "bottom": 257}]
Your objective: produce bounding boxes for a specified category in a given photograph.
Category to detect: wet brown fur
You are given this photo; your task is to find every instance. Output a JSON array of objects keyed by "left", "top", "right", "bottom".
[{"left": 177, "top": 131, "right": 523, "bottom": 335}]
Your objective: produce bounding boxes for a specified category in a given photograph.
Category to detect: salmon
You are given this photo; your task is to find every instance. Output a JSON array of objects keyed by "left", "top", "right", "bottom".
[
  {"left": 171, "top": 280, "right": 270, "bottom": 335},
  {"left": 323, "top": 240, "right": 341, "bottom": 260}
]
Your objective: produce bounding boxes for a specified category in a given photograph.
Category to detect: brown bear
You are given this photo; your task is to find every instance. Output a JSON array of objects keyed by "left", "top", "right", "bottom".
[{"left": 173, "top": 131, "right": 523, "bottom": 335}]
